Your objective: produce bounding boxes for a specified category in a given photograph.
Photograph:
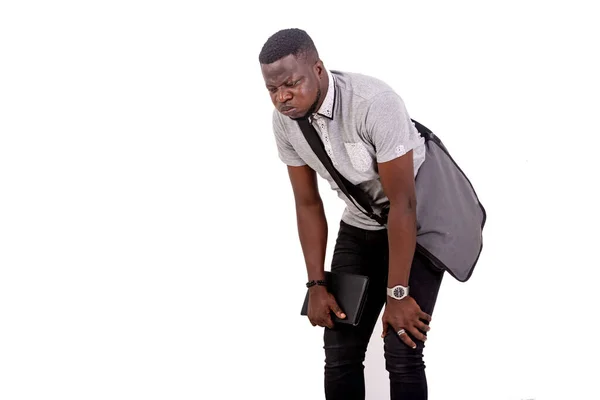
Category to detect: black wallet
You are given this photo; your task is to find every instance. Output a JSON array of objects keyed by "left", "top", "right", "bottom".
[{"left": 300, "top": 271, "right": 369, "bottom": 326}]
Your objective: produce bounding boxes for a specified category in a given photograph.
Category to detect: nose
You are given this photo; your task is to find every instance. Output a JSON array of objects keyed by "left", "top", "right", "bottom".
[{"left": 276, "top": 88, "right": 293, "bottom": 104}]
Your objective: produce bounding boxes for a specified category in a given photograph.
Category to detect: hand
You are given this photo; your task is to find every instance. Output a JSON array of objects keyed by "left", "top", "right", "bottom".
[
  {"left": 381, "top": 295, "right": 432, "bottom": 349},
  {"left": 307, "top": 285, "right": 346, "bottom": 328}
]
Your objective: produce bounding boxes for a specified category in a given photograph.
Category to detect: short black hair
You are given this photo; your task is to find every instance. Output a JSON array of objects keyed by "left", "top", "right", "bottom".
[{"left": 259, "top": 28, "right": 319, "bottom": 65}]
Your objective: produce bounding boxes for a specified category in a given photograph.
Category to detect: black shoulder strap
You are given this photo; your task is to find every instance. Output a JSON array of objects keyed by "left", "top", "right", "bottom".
[
  {"left": 296, "top": 117, "right": 387, "bottom": 226},
  {"left": 411, "top": 119, "right": 433, "bottom": 141}
]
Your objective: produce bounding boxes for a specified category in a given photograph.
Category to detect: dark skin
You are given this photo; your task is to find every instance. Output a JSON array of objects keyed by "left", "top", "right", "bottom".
[
  {"left": 261, "top": 52, "right": 325, "bottom": 120},
  {"left": 261, "top": 52, "right": 431, "bottom": 347}
]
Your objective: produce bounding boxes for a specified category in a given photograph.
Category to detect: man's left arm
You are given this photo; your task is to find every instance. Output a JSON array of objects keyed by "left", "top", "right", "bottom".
[
  {"left": 378, "top": 150, "right": 417, "bottom": 290},
  {"left": 378, "top": 150, "right": 431, "bottom": 348},
  {"left": 364, "top": 91, "right": 431, "bottom": 348}
]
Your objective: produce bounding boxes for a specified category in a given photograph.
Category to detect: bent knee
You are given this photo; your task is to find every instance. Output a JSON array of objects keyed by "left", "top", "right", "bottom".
[
  {"left": 384, "top": 342, "right": 426, "bottom": 376},
  {"left": 325, "top": 344, "right": 367, "bottom": 369}
]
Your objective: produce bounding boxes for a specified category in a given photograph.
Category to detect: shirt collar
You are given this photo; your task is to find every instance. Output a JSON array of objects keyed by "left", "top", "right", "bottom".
[{"left": 314, "top": 69, "right": 336, "bottom": 120}]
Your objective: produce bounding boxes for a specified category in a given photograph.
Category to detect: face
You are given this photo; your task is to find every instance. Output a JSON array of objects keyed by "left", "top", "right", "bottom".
[{"left": 261, "top": 54, "right": 325, "bottom": 120}]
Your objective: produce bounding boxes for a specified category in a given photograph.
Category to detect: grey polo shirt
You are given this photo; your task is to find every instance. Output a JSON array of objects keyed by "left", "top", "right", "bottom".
[{"left": 272, "top": 69, "right": 426, "bottom": 231}]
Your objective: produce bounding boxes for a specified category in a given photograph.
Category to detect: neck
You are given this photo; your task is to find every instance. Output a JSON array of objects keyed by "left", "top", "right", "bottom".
[{"left": 313, "top": 71, "right": 329, "bottom": 112}]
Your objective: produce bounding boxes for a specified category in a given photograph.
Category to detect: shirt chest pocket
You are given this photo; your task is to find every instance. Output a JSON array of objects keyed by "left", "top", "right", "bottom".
[{"left": 344, "top": 142, "right": 373, "bottom": 172}]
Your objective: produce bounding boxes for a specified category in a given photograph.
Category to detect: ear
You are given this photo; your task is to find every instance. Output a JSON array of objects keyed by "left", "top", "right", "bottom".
[{"left": 314, "top": 59, "right": 325, "bottom": 79}]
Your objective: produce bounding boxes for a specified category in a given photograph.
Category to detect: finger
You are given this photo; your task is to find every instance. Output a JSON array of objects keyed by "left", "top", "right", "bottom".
[
  {"left": 415, "top": 320, "right": 431, "bottom": 333},
  {"left": 317, "top": 311, "right": 334, "bottom": 329},
  {"left": 381, "top": 322, "right": 389, "bottom": 338},
  {"left": 329, "top": 300, "right": 346, "bottom": 319},
  {"left": 396, "top": 328, "right": 417, "bottom": 349},
  {"left": 324, "top": 314, "right": 334, "bottom": 329},
  {"left": 409, "top": 326, "right": 428, "bottom": 343},
  {"left": 419, "top": 311, "right": 432, "bottom": 322}
]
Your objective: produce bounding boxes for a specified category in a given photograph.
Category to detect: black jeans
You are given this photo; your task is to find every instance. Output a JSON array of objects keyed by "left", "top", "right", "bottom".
[{"left": 323, "top": 221, "right": 444, "bottom": 400}]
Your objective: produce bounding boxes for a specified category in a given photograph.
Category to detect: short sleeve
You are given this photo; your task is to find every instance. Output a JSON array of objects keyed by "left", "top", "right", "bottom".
[
  {"left": 272, "top": 111, "right": 306, "bottom": 167},
  {"left": 363, "top": 91, "right": 424, "bottom": 164}
]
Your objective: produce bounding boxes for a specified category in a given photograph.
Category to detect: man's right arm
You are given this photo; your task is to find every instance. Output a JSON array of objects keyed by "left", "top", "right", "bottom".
[
  {"left": 287, "top": 165, "right": 327, "bottom": 283},
  {"left": 271, "top": 112, "right": 344, "bottom": 327},
  {"left": 272, "top": 111, "right": 326, "bottom": 270},
  {"left": 287, "top": 165, "right": 346, "bottom": 328}
]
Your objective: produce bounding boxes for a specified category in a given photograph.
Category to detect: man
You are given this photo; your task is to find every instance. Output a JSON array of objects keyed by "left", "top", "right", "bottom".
[{"left": 259, "top": 28, "right": 444, "bottom": 400}]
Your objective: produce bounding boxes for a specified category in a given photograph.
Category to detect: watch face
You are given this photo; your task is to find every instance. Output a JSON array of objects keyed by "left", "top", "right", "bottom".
[{"left": 393, "top": 287, "right": 405, "bottom": 298}]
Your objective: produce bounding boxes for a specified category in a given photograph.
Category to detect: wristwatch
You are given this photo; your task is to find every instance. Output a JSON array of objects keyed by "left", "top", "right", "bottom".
[{"left": 387, "top": 284, "right": 409, "bottom": 300}]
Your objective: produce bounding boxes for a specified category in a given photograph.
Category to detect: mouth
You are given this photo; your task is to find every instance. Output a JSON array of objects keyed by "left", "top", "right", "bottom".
[{"left": 279, "top": 106, "right": 297, "bottom": 116}]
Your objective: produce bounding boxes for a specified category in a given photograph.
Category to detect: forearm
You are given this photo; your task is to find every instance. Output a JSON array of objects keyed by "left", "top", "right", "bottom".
[
  {"left": 386, "top": 202, "right": 417, "bottom": 287},
  {"left": 296, "top": 201, "right": 328, "bottom": 281}
]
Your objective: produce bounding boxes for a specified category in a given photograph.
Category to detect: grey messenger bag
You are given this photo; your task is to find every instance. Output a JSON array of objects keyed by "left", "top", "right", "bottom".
[{"left": 297, "top": 118, "right": 487, "bottom": 282}]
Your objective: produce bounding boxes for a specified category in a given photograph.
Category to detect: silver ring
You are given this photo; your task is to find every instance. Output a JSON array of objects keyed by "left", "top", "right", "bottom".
[{"left": 397, "top": 329, "right": 406, "bottom": 336}]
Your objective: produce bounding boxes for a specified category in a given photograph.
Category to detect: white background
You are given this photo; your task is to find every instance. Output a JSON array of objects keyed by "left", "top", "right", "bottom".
[{"left": 1, "top": 1, "right": 599, "bottom": 399}]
